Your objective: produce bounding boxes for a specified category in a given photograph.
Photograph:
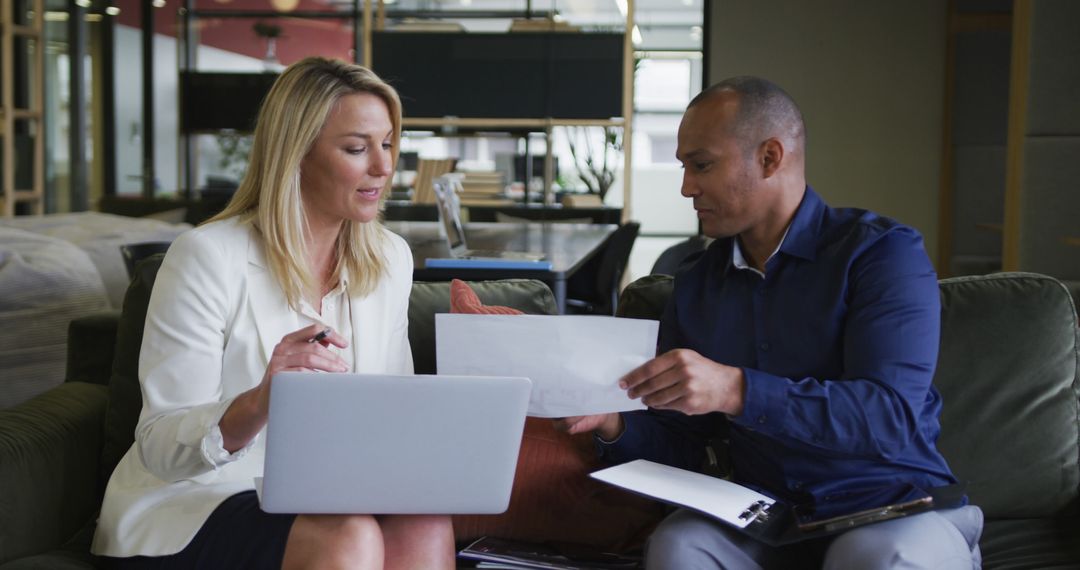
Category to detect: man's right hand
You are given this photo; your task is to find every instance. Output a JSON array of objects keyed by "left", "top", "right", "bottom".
[{"left": 554, "top": 413, "right": 624, "bottom": 441}]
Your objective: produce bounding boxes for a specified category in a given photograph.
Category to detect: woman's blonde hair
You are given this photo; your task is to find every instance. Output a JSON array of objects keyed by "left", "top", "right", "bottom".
[{"left": 208, "top": 57, "right": 402, "bottom": 308}]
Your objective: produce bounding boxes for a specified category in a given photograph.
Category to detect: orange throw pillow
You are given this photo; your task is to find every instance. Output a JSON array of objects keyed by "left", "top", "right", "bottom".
[
  {"left": 449, "top": 279, "right": 524, "bottom": 315},
  {"left": 448, "top": 279, "right": 665, "bottom": 549}
]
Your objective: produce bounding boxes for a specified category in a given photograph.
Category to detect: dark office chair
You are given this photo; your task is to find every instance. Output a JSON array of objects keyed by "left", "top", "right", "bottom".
[
  {"left": 565, "top": 221, "right": 640, "bottom": 315},
  {"left": 650, "top": 235, "right": 710, "bottom": 276},
  {"left": 120, "top": 241, "right": 172, "bottom": 279}
]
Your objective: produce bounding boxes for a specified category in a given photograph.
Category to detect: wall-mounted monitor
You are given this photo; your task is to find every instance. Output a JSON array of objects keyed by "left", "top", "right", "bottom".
[
  {"left": 372, "top": 32, "right": 624, "bottom": 120},
  {"left": 180, "top": 72, "right": 279, "bottom": 132}
]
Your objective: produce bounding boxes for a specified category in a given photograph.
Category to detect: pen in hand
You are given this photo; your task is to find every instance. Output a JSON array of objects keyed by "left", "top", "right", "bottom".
[{"left": 308, "top": 327, "right": 332, "bottom": 344}]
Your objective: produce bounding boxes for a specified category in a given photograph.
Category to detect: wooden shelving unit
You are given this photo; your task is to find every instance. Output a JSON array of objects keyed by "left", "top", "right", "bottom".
[
  {"left": 172, "top": 0, "right": 634, "bottom": 218},
  {"left": 373, "top": 1, "right": 635, "bottom": 222},
  {"left": 0, "top": 0, "right": 45, "bottom": 217}
]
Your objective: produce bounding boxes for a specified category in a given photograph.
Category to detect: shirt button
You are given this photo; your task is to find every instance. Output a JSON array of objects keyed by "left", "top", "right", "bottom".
[
  {"left": 759, "top": 342, "right": 770, "bottom": 351},
  {"left": 757, "top": 415, "right": 767, "bottom": 425}
]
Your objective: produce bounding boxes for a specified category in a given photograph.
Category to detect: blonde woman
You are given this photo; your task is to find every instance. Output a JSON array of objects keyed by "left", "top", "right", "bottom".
[{"left": 92, "top": 57, "right": 454, "bottom": 569}]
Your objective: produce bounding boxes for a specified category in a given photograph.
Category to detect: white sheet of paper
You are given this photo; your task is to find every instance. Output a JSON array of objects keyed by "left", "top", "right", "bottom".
[
  {"left": 591, "top": 460, "right": 775, "bottom": 529},
  {"left": 435, "top": 314, "right": 656, "bottom": 417}
]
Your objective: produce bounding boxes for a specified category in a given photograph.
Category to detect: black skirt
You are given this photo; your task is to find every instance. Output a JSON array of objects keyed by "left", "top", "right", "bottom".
[{"left": 102, "top": 491, "right": 296, "bottom": 570}]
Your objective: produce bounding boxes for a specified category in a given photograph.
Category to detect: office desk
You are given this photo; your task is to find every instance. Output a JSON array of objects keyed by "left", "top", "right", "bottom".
[{"left": 385, "top": 221, "right": 617, "bottom": 313}]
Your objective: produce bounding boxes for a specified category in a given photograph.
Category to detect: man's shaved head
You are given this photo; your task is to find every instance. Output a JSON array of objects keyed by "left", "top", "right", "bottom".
[{"left": 689, "top": 76, "right": 805, "bottom": 158}]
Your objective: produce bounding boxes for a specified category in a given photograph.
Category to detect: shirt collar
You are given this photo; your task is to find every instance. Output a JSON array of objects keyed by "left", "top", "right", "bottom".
[
  {"left": 731, "top": 227, "right": 789, "bottom": 277},
  {"left": 298, "top": 269, "right": 350, "bottom": 319},
  {"left": 776, "top": 185, "right": 825, "bottom": 262},
  {"left": 728, "top": 185, "right": 823, "bottom": 275}
]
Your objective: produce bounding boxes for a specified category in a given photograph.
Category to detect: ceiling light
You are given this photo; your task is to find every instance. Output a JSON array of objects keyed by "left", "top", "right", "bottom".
[
  {"left": 152, "top": 0, "right": 166, "bottom": 7},
  {"left": 271, "top": 0, "right": 300, "bottom": 11},
  {"left": 632, "top": 24, "right": 642, "bottom": 45},
  {"left": 105, "top": 6, "right": 120, "bottom": 15},
  {"left": 614, "top": 0, "right": 627, "bottom": 18},
  {"left": 74, "top": 0, "right": 91, "bottom": 7}
]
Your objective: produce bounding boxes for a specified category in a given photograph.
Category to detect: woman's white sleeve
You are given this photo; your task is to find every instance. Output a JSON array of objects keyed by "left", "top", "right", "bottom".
[{"left": 134, "top": 230, "right": 256, "bottom": 482}]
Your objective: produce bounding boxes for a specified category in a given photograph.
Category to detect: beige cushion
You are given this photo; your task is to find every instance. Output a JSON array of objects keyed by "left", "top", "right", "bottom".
[{"left": 0, "top": 228, "right": 109, "bottom": 408}]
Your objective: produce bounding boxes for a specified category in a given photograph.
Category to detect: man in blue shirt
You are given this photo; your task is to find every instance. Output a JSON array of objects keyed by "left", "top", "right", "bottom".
[{"left": 559, "top": 77, "right": 983, "bottom": 568}]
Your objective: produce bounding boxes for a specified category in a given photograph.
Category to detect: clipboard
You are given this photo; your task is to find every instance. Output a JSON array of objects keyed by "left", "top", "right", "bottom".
[{"left": 590, "top": 459, "right": 965, "bottom": 546}]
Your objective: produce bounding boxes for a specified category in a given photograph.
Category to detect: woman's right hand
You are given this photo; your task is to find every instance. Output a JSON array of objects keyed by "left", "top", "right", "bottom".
[
  {"left": 253, "top": 323, "right": 350, "bottom": 414},
  {"left": 221, "top": 324, "right": 349, "bottom": 452}
]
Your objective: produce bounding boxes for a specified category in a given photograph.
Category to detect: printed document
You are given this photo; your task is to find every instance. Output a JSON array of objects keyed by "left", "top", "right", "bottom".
[{"left": 435, "top": 314, "right": 657, "bottom": 417}]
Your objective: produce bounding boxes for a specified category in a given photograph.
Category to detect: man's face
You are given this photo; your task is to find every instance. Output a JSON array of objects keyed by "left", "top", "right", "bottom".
[{"left": 676, "top": 94, "right": 763, "bottom": 239}]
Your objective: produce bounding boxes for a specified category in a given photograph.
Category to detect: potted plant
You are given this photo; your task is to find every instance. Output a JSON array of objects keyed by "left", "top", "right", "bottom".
[{"left": 566, "top": 125, "right": 622, "bottom": 204}]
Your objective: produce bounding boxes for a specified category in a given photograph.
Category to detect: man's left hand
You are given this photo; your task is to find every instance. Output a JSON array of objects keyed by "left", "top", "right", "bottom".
[{"left": 620, "top": 349, "right": 745, "bottom": 416}]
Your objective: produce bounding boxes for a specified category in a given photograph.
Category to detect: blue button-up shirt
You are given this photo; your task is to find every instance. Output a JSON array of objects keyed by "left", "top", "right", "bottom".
[{"left": 601, "top": 187, "right": 958, "bottom": 518}]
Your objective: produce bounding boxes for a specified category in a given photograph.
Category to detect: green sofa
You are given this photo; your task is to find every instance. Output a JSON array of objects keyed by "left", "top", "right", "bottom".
[{"left": 1, "top": 259, "right": 1079, "bottom": 568}]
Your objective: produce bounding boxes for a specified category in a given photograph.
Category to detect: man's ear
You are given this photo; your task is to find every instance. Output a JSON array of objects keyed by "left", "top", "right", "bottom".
[{"left": 759, "top": 138, "right": 784, "bottom": 178}]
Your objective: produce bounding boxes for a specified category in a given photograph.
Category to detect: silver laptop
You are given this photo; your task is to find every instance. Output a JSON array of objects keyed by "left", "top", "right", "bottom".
[
  {"left": 257, "top": 372, "right": 532, "bottom": 514},
  {"left": 433, "top": 174, "right": 546, "bottom": 261}
]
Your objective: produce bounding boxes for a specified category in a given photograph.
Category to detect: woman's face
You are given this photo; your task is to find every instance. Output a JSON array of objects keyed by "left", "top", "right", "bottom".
[{"left": 299, "top": 92, "right": 393, "bottom": 233}]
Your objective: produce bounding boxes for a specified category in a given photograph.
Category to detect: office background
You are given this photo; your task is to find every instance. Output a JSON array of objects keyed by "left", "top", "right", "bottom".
[{"left": 2, "top": 0, "right": 1077, "bottom": 284}]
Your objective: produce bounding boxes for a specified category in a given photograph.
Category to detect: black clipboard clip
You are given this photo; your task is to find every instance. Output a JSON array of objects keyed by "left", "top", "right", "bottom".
[{"left": 738, "top": 500, "right": 773, "bottom": 524}]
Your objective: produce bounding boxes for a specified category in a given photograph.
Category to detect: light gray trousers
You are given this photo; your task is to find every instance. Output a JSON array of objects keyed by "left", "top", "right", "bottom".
[{"left": 645, "top": 505, "right": 983, "bottom": 570}]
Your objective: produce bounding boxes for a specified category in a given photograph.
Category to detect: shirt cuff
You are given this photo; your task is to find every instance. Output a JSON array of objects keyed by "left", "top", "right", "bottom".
[
  {"left": 198, "top": 398, "right": 258, "bottom": 468},
  {"left": 731, "top": 367, "right": 789, "bottom": 435},
  {"left": 594, "top": 419, "right": 627, "bottom": 445},
  {"left": 595, "top": 411, "right": 647, "bottom": 463}
]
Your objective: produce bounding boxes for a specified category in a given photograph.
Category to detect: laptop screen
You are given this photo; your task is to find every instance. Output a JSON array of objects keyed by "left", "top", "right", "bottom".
[{"left": 434, "top": 174, "right": 468, "bottom": 253}]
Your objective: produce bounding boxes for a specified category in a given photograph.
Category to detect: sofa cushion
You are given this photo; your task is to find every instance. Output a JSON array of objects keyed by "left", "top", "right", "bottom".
[
  {"left": 65, "top": 312, "right": 121, "bottom": 387},
  {"left": 453, "top": 418, "right": 665, "bottom": 549},
  {"left": 99, "top": 254, "right": 164, "bottom": 485},
  {"left": 0, "top": 212, "right": 189, "bottom": 309},
  {"left": 615, "top": 274, "right": 672, "bottom": 320},
  {"left": 0, "top": 228, "right": 110, "bottom": 408},
  {"left": 0, "top": 551, "right": 96, "bottom": 570},
  {"left": 0, "top": 382, "right": 108, "bottom": 565},
  {"left": 980, "top": 516, "right": 1080, "bottom": 569},
  {"left": 408, "top": 279, "right": 557, "bottom": 374},
  {"left": 935, "top": 273, "right": 1079, "bottom": 519}
]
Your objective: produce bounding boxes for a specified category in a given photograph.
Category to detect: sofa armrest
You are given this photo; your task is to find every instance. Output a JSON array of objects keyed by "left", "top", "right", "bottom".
[
  {"left": 65, "top": 311, "right": 120, "bottom": 386},
  {"left": 0, "top": 382, "right": 108, "bottom": 565}
]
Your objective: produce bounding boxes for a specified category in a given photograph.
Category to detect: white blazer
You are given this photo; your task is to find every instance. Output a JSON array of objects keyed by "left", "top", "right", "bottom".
[{"left": 91, "top": 218, "right": 415, "bottom": 557}]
